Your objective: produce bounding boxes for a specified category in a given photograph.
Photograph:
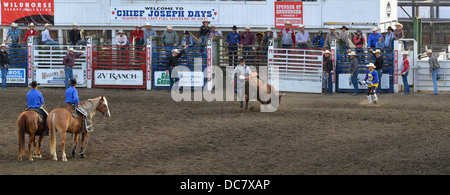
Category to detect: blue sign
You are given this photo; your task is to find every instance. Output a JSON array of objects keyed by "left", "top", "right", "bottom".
[{"left": 0, "top": 68, "right": 26, "bottom": 84}]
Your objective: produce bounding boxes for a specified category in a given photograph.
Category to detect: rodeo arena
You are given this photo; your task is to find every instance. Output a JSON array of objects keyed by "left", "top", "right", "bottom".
[{"left": 0, "top": 0, "right": 449, "bottom": 183}]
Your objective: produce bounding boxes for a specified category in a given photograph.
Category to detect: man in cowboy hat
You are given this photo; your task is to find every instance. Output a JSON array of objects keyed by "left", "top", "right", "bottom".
[
  {"left": 161, "top": 25, "right": 178, "bottom": 48},
  {"left": 338, "top": 26, "right": 349, "bottom": 49},
  {"left": 368, "top": 27, "right": 382, "bottom": 49},
  {"left": 369, "top": 48, "right": 384, "bottom": 94},
  {"left": 199, "top": 20, "right": 211, "bottom": 47},
  {"left": 26, "top": 81, "right": 49, "bottom": 135},
  {"left": 207, "top": 25, "right": 221, "bottom": 39},
  {"left": 295, "top": 24, "right": 310, "bottom": 48},
  {"left": 42, "top": 23, "right": 58, "bottom": 45},
  {"left": 182, "top": 31, "right": 195, "bottom": 48},
  {"left": 143, "top": 22, "right": 157, "bottom": 44},
  {"left": 65, "top": 79, "right": 92, "bottom": 132},
  {"left": 226, "top": 25, "right": 240, "bottom": 66},
  {"left": 349, "top": 51, "right": 359, "bottom": 95},
  {"left": 115, "top": 30, "right": 128, "bottom": 46},
  {"left": 5, "top": 22, "right": 21, "bottom": 45},
  {"left": 63, "top": 48, "right": 84, "bottom": 89},
  {"left": 0, "top": 43, "right": 10, "bottom": 90},
  {"left": 427, "top": 49, "right": 440, "bottom": 95},
  {"left": 240, "top": 25, "right": 255, "bottom": 59},
  {"left": 394, "top": 23, "right": 406, "bottom": 50},
  {"left": 363, "top": 63, "right": 379, "bottom": 104},
  {"left": 278, "top": 21, "right": 296, "bottom": 48},
  {"left": 69, "top": 23, "right": 86, "bottom": 45},
  {"left": 262, "top": 27, "right": 273, "bottom": 51},
  {"left": 400, "top": 51, "right": 410, "bottom": 95},
  {"left": 130, "top": 25, "right": 144, "bottom": 46},
  {"left": 324, "top": 26, "right": 338, "bottom": 49},
  {"left": 323, "top": 50, "right": 333, "bottom": 95},
  {"left": 165, "top": 45, "right": 189, "bottom": 89},
  {"left": 384, "top": 26, "right": 395, "bottom": 49},
  {"left": 23, "top": 23, "right": 38, "bottom": 44}
]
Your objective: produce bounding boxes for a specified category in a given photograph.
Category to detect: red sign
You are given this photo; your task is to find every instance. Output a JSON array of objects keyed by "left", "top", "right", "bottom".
[
  {"left": 1, "top": 0, "right": 54, "bottom": 25},
  {"left": 86, "top": 47, "right": 92, "bottom": 80},
  {"left": 146, "top": 47, "right": 152, "bottom": 81},
  {"left": 207, "top": 48, "right": 212, "bottom": 82},
  {"left": 394, "top": 50, "right": 398, "bottom": 84},
  {"left": 275, "top": 1, "right": 303, "bottom": 29}
]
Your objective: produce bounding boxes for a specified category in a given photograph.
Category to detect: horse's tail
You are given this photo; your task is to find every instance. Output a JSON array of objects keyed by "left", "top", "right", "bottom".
[
  {"left": 17, "top": 113, "right": 27, "bottom": 160},
  {"left": 49, "top": 112, "right": 57, "bottom": 159}
]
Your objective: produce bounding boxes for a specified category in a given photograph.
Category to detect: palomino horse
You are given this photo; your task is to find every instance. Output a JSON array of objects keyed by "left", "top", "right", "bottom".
[
  {"left": 17, "top": 110, "right": 45, "bottom": 161},
  {"left": 47, "top": 96, "right": 110, "bottom": 161}
]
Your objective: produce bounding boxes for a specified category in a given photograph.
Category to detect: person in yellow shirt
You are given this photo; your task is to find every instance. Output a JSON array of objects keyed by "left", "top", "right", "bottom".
[{"left": 363, "top": 63, "right": 379, "bottom": 104}]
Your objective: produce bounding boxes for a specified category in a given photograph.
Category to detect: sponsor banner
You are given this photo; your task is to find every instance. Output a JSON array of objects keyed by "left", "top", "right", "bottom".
[
  {"left": 36, "top": 69, "right": 84, "bottom": 85},
  {"left": 338, "top": 73, "right": 390, "bottom": 90},
  {"left": 178, "top": 71, "right": 204, "bottom": 87},
  {"left": 1, "top": 0, "right": 54, "bottom": 25},
  {"left": 274, "top": 1, "right": 302, "bottom": 28},
  {"left": 95, "top": 70, "right": 143, "bottom": 86},
  {"left": 111, "top": 5, "right": 218, "bottom": 23},
  {"left": 154, "top": 71, "right": 172, "bottom": 87},
  {"left": 0, "top": 68, "right": 26, "bottom": 83}
]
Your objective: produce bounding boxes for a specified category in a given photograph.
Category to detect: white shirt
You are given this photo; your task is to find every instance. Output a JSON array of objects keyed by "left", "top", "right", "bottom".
[
  {"left": 41, "top": 29, "right": 53, "bottom": 42},
  {"left": 116, "top": 35, "right": 128, "bottom": 46},
  {"left": 231, "top": 64, "right": 252, "bottom": 80}
]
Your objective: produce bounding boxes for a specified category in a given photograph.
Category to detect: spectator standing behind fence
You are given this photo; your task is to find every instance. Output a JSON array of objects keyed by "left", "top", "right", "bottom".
[
  {"left": 5, "top": 22, "right": 21, "bottom": 45},
  {"left": 324, "top": 26, "right": 338, "bottom": 49},
  {"left": 207, "top": 25, "right": 221, "bottom": 39},
  {"left": 278, "top": 21, "right": 295, "bottom": 48},
  {"left": 400, "top": 51, "right": 410, "bottom": 95},
  {"left": 42, "top": 23, "right": 58, "bottom": 45},
  {"left": 349, "top": 51, "right": 359, "bottom": 96},
  {"left": 63, "top": 48, "right": 84, "bottom": 90},
  {"left": 262, "top": 27, "right": 273, "bottom": 51},
  {"left": 427, "top": 49, "right": 440, "bottom": 95},
  {"left": 199, "top": 20, "right": 211, "bottom": 47},
  {"left": 115, "top": 30, "right": 129, "bottom": 46},
  {"left": 394, "top": 23, "right": 406, "bottom": 50},
  {"left": 384, "top": 26, "right": 394, "bottom": 49},
  {"left": 161, "top": 25, "right": 178, "bottom": 48},
  {"left": 130, "top": 25, "right": 144, "bottom": 46},
  {"left": 353, "top": 29, "right": 365, "bottom": 49},
  {"left": 367, "top": 27, "right": 382, "bottom": 49},
  {"left": 182, "top": 31, "right": 195, "bottom": 48},
  {"left": 375, "top": 36, "right": 385, "bottom": 49},
  {"left": 240, "top": 25, "right": 255, "bottom": 59},
  {"left": 143, "top": 23, "right": 157, "bottom": 44},
  {"left": 338, "top": 26, "right": 349, "bottom": 49},
  {"left": 312, "top": 30, "right": 324, "bottom": 48},
  {"left": 0, "top": 43, "right": 10, "bottom": 90},
  {"left": 369, "top": 48, "right": 384, "bottom": 94},
  {"left": 323, "top": 50, "right": 333, "bottom": 95},
  {"left": 226, "top": 25, "right": 240, "bottom": 66},
  {"left": 69, "top": 23, "right": 86, "bottom": 45},
  {"left": 23, "top": 23, "right": 38, "bottom": 44},
  {"left": 295, "top": 24, "right": 310, "bottom": 48}
]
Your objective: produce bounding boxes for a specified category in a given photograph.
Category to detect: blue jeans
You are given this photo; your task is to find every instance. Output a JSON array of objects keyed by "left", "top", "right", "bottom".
[
  {"left": 402, "top": 72, "right": 410, "bottom": 94},
  {"left": 242, "top": 46, "right": 252, "bottom": 59},
  {"left": 431, "top": 68, "right": 440, "bottom": 94},
  {"left": 43, "top": 40, "right": 59, "bottom": 45},
  {"left": 282, "top": 44, "right": 292, "bottom": 48},
  {"left": 1, "top": 66, "right": 8, "bottom": 89},
  {"left": 376, "top": 69, "right": 382, "bottom": 94},
  {"left": 199, "top": 35, "right": 207, "bottom": 47},
  {"left": 64, "top": 67, "right": 74, "bottom": 90},
  {"left": 351, "top": 73, "right": 359, "bottom": 94},
  {"left": 326, "top": 72, "right": 333, "bottom": 94}
]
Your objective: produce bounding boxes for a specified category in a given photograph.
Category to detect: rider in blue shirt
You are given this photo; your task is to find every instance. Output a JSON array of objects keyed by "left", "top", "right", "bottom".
[
  {"left": 65, "top": 79, "right": 79, "bottom": 108},
  {"left": 26, "top": 81, "right": 49, "bottom": 135}
]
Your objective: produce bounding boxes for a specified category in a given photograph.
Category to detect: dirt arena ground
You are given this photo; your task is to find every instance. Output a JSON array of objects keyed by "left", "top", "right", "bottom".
[{"left": 0, "top": 87, "right": 448, "bottom": 175}]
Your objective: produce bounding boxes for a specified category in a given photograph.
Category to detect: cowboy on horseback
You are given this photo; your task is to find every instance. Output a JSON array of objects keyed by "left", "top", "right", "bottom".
[
  {"left": 26, "top": 81, "right": 49, "bottom": 135},
  {"left": 65, "top": 79, "right": 93, "bottom": 132}
]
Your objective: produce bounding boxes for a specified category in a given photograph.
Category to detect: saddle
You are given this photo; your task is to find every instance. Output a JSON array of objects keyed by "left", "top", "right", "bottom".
[{"left": 65, "top": 104, "right": 93, "bottom": 133}]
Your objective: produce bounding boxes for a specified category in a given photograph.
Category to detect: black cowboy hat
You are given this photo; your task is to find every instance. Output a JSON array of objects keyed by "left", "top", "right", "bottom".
[
  {"left": 239, "top": 58, "right": 245, "bottom": 62},
  {"left": 29, "top": 81, "right": 40, "bottom": 87},
  {"left": 387, "top": 26, "right": 394, "bottom": 31},
  {"left": 184, "top": 31, "right": 190, "bottom": 35},
  {"left": 232, "top": 25, "right": 237, "bottom": 30},
  {"left": 341, "top": 26, "right": 349, "bottom": 30},
  {"left": 70, "top": 79, "right": 77, "bottom": 86}
]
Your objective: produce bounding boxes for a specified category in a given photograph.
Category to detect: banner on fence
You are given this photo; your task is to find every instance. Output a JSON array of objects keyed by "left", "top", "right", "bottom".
[
  {"left": 94, "top": 70, "right": 143, "bottom": 86},
  {"left": 0, "top": 68, "right": 26, "bottom": 83},
  {"left": 36, "top": 69, "right": 84, "bottom": 85},
  {"left": 1, "top": 0, "right": 54, "bottom": 25}
]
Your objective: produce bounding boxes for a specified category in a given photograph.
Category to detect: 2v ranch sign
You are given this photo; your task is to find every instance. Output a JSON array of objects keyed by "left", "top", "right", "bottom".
[{"left": 94, "top": 70, "right": 143, "bottom": 86}]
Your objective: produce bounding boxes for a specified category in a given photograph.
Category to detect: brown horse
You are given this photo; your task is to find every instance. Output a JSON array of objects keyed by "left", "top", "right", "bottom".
[
  {"left": 17, "top": 111, "right": 45, "bottom": 161},
  {"left": 47, "top": 96, "right": 110, "bottom": 161}
]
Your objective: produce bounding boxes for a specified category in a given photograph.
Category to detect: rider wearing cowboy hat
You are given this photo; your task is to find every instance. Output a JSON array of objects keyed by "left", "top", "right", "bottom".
[
  {"left": 65, "top": 79, "right": 93, "bottom": 132},
  {"left": 26, "top": 81, "right": 49, "bottom": 135}
]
